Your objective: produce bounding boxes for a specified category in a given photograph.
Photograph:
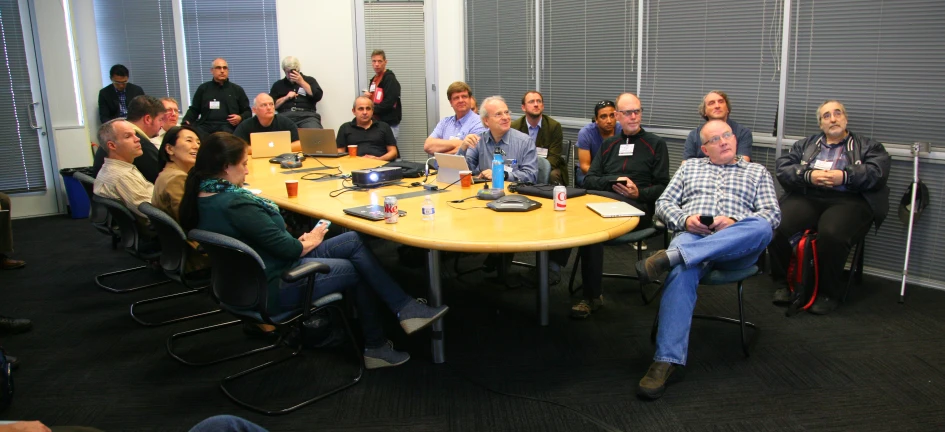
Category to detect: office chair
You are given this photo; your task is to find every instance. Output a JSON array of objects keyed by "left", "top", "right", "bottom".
[
  {"left": 73, "top": 172, "right": 119, "bottom": 249},
  {"left": 92, "top": 195, "right": 171, "bottom": 293}
]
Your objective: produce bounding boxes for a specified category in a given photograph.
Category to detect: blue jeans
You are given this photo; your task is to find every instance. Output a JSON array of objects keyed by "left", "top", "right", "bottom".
[
  {"left": 654, "top": 217, "right": 772, "bottom": 365},
  {"left": 278, "top": 231, "right": 412, "bottom": 347},
  {"left": 189, "top": 415, "right": 267, "bottom": 432}
]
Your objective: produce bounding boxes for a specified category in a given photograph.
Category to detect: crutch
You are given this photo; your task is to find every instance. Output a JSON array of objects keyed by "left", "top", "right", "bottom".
[{"left": 900, "top": 142, "right": 930, "bottom": 303}]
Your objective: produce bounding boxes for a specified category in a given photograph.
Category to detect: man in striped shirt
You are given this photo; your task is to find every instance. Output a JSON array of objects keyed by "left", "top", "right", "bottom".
[{"left": 634, "top": 119, "right": 781, "bottom": 400}]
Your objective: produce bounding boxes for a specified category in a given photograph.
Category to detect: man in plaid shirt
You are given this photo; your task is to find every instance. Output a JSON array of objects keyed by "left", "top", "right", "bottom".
[{"left": 634, "top": 119, "right": 781, "bottom": 400}]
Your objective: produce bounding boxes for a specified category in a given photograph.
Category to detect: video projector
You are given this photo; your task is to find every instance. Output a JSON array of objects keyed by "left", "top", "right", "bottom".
[{"left": 351, "top": 167, "right": 404, "bottom": 187}]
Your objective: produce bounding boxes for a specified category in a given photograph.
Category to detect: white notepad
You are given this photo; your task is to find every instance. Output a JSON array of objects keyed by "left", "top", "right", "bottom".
[{"left": 586, "top": 201, "right": 645, "bottom": 218}]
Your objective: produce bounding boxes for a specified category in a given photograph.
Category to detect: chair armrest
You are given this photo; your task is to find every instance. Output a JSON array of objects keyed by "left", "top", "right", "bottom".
[
  {"left": 653, "top": 218, "right": 666, "bottom": 231},
  {"left": 281, "top": 261, "right": 331, "bottom": 283}
]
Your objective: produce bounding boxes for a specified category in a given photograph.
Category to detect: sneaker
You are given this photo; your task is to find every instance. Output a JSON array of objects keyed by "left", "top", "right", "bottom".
[
  {"left": 632, "top": 241, "right": 648, "bottom": 251},
  {"left": 772, "top": 287, "right": 791, "bottom": 305},
  {"left": 635, "top": 250, "right": 671, "bottom": 285},
  {"left": 809, "top": 296, "right": 838, "bottom": 315},
  {"left": 637, "top": 361, "right": 677, "bottom": 400},
  {"left": 570, "top": 296, "right": 604, "bottom": 319},
  {"left": 363, "top": 340, "right": 410, "bottom": 369},
  {"left": 397, "top": 298, "right": 449, "bottom": 335}
]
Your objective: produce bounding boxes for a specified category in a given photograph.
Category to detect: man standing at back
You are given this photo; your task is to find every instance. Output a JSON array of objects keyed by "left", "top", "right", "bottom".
[
  {"left": 98, "top": 64, "right": 145, "bottom": 124},
  {"left": 182, "top": 58, "right": 251, "bottom": 136},
  {"left": 234, "top": 93, "right": 301, "bottom": 152},
  {"left": 92, "top": 95, "right": 166, "bottom": 183},
  {"left": 270, "top": 56, "right": 324, "bottom": 129},
  {"left": 682, "top": 90, "right": 753, "bottom": 162},
  {"left": 364, "top": 50, "right": 402, "bottom": 139},
  {"left": 511, "top": 91, "right": 567, "bottom": 185},
  {"left": 423, "top": 81, "right": 487, "bottom": 156}
]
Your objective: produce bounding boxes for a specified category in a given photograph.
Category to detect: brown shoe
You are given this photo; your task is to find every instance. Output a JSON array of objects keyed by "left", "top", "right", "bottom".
[
  {"left": 635, "top": 250, "right": 670, "bottom": 285},
  {"left": 0, "top": 258, "right": 25, "bottom": 270},
  {"left": 637, "top": 361, "right": 677, "bottom": 400},
  {"left": 569, "top": 296, "right": 604, "bottom": 319}
]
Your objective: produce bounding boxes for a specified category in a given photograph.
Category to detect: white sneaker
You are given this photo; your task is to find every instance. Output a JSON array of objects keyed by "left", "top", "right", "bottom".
[{"left": 632, "top": 241, "right": 648, "bottom": 251}]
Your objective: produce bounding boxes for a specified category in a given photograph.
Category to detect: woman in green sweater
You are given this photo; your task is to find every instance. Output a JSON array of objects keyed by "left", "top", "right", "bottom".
[{"left": 179, "top": 133, "right": 448, "bottom": 369}]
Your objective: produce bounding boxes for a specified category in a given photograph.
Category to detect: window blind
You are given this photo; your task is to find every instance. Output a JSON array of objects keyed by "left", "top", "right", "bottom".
[{"left": 465, "top": 0, "right": 534, "bottom": 106}]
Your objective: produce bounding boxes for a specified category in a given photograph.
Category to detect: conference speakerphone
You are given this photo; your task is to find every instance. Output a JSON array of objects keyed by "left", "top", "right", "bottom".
[{"left": 351, "top": 167, "right": 404, "bottom": 187}]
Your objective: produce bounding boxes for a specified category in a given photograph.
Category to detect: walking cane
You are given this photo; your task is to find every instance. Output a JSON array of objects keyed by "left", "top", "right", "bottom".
[{"left": 900, "top": 142, "right": 930, "bottom": 304}]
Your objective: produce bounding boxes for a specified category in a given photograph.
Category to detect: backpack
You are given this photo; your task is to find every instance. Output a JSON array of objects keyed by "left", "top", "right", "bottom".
[
  {"left": 0, "top": 346, "right": 13, "bottom": 411},
  {"left": 786, "top": 230, "right": 819, "bottom": 316}
]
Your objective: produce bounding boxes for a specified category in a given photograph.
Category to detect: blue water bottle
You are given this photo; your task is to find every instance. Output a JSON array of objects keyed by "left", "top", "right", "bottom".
[{"left": 492, "top": 149, "right": 505, "bottom": 190}]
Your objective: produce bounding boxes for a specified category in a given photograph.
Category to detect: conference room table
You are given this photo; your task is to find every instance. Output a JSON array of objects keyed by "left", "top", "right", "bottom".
[{"left": 244, "top": 155, "right": 639, "bottom": 363}]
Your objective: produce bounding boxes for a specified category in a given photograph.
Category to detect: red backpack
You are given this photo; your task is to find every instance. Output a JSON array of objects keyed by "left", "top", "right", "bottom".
[{"left": 786, "top": 230, "right": 819, "bottom": 316}]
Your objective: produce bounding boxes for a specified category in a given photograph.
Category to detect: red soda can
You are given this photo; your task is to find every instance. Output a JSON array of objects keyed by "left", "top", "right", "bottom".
[
  {"left": 553, "top": 186, "right": 567, "bottom": 211},
  {"left": 384, "top": 196, "right": 399, "bottom": 223}
]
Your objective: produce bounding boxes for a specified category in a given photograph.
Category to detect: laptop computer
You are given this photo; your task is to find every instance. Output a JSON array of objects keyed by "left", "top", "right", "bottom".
[
  {"left": 249, "top": 131, "right": 292, "bottom": 159},
  {"left": 299, "top": 128, "right": 344, "bottom": 158},
  {"left": 434, "top": 152, "right": 488, "bottom": 185},
  {"left": 586, "top": 201, "right": 646, "bottom": 218},
  {"left": 343, "top": 204, "right": 407, "bottom": 221}
]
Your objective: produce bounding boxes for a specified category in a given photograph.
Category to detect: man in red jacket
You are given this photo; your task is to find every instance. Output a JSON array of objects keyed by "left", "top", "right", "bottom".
[{"left": 363, "top": 50, "right": 403, "bottom": 140}]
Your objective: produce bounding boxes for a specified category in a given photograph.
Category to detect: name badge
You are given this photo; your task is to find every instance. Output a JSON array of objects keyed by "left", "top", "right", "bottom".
[
  {"left": 812, "top": 159, "right": 833, "bottom": 170},
  {"left": 209, "top": 100, "right": 221, "bottom": 110},
  {"left": 369, "top": 82, "right": 377, "bottom": 93},
  {"left": 536, "top": 147, "right": 549, "bottom": 158},
  {"left": 618, "top": 144, "right": 634, "bottom": 156},
  {"left": 297, "top": 87, "right": 307, "bottom": 96}
]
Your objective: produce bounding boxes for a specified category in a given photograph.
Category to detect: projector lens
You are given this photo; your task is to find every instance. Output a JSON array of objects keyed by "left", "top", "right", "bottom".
[{"left": 369, "top": 173, "right": 379, "bottom": 182}]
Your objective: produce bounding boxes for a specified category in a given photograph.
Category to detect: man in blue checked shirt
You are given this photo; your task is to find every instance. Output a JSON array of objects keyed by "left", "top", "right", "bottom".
[{"left": 634, "top": 119, "right": 781, "bottom": 401}]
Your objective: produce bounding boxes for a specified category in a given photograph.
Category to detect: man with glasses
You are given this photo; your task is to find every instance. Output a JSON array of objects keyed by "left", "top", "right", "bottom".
[
  {"left": 270, "top": 56, "right": 324, "bottom": 129},
  {"left": 575, "top": 100, "right": 622, "bottom": 186},
  {"left": 565, "top": 93, "right": 670, "bottom": 318},
  {"left": 511, "top": 91, "right": 567, "bottom": 185},
  {"left": 234, "top": 93, "right": 301, "bottom": 152},
  {"left": 182, "top": 58, "right": 251, "bottom": 136},
  {"left": 98, "top": 64, "right": 145, "bottom": 124},
  {"left": 424, "top": 81, "right": 487, "bottom": 156},
  {"left": 634, "top": 119, "right": 780, "bottom": 400},
  {"left": 151, "top": 97, "right": 182, "bottom": 146},
  {"left": 682, "top": 90, "right": 753, "bottom": 162},
  {"left": 769, "top": 100, "right": 890, "bottom": 314},
  {"left": 456, "top": 96, "right": 537, "bottom": 183}
]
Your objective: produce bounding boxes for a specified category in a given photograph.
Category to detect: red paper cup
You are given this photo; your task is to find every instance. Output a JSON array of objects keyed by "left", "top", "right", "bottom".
[
  {"left": 285, "top": 180, "right": 299, "bottom": 198},
  {"left": 348, "top": 145, "right": 358, "bottom": 157},
  {"left": 459, "top": 170, "right": 473, "bottom": 188}
]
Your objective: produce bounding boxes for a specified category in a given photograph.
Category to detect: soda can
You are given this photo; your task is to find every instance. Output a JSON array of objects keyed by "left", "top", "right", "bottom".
[
  {"left": 384, "top": 196, "right": 399, "bottom": 223},
  {"left": 553, "top": 186, "right": 567, "bottom": 211}
]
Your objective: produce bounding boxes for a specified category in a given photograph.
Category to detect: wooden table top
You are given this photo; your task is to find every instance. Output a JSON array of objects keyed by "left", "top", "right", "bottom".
[{"left": 245, "top": 156, "right": 639, "bottom": 253}]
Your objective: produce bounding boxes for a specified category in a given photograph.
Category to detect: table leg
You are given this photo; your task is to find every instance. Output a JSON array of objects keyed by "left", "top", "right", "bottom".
[
  {"left": 427, "top": 249, "right": 445, "bottom": 363},
  {"left": 538, "top": 250, "right": 549, "bottom": 326}
]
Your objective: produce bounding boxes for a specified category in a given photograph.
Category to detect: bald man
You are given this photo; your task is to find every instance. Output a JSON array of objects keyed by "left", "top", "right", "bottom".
[
  {"left": 336, "top": 96, "right": 398, "bottom": 160},
  {"left": 233, "top": 93, "right": 301, "bottom": 152}
]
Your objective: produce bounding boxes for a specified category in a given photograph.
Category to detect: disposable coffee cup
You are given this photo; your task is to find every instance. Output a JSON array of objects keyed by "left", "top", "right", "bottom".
[
  {"left": 348, "top": 145, "right": 358, "bottom": 157},
  {"left": 285, "top": 180, "right": 299, "bottom": 197},
  {"left": 459, "top": 170, "right": 473, "bottom": 188}
]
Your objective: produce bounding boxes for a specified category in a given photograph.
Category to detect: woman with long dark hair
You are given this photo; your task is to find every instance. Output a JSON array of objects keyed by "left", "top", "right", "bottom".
[{"left": 179, "top": 132, "right": 448, "bottom": 369}]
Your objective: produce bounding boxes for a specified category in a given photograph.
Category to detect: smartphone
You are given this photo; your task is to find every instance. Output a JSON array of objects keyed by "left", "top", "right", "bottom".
[
  {"left": 699, "top": 215, "right": 715, "bottom": 226},
  {"left": 608, "top": 179, "right": 626, "bottom": 188},
  {"left": 316, "top": 219, "right": 332, "bottom": 229}
]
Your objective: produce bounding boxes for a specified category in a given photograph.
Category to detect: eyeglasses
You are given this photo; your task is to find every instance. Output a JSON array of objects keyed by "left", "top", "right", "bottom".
[
  {"left": 821, "top": 109, "right": 844, "bottom": 121},
  {"left": 213, "top": 65, "right": 229, "bottom": 70},
  {"left": 595, "top": 100, "right": 615, "bottom": 109},
  {"left": 490, "top": 110, "right": 511, "bottom": 118},
  {"left": 617, "top": 109, "right": 642, "bottom": 117},
  {"left": 165, "top": 109, "right": 182, "bottom": 115},
  {"left": 704, "top": 131, "right": 734, "bottom": 145}
]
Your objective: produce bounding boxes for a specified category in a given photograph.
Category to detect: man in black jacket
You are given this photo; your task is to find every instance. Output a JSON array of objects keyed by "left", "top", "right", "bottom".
[
  {"left": 270, "top": 56, "right": 324, "bottom": 129},
  {"left": 92, "top": 95, "right": 166, "bottom": 183},
  {"left": 770, "top": 100, "right": 891, "bottom": 314},
  {"left": 97, "top": 64, "right": 145, "bottom": 124},
  {"left": 182, "top": 58, "right": 251, "bottom": 136},
  {"left": 363, "top": 50, "right": 402, "bottom": 139},
  {"left": 565, "top": 93, "right": 670, "bottom": 318}
]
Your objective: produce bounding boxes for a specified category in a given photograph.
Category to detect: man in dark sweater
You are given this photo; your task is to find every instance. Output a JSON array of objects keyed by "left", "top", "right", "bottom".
[
  {"left": 97, "top": 64, "right": 145, "bottom": 124},
  {"left": 363, "top": 49, "right": 402, "bottom": 139},
  {"left": 565, "top": 92, "right": 670, "bottom": 319},
  {"left": 234, "top": 93, "right": 301, "bottom": 153},
  {"left": 182, "top": 58, "right": 251, "bottom": 136},
  {"left": 270, "top": 56, "right": 324, "bottom": 129},
  {"left": 92, "top": 95, "right": 166, "bottom": 183}
]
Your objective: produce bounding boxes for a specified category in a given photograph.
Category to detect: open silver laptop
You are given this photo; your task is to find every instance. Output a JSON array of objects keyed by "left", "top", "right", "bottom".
[
  {"left": 586, "top": 201, "right": 646, "bottom": 218},
  {"left": 434, "top": 152, "right": 488, "bottom": 185},
  {"left": 299, "top": 128, "right": 344, "bottom": 158}
]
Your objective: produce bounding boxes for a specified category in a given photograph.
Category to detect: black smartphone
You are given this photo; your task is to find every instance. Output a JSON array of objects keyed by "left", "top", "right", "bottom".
[
  {"left": 608, "top": 179, "right": 626, "bottom": 188},
  {"left": 699, "top": 215, "right": 715, "bottom": 226}
]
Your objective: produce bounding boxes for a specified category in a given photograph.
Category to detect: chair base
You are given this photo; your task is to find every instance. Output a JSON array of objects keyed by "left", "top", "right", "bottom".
[
  {"left": 166, "top": 319, "right": 283, "bottom": 367},
  {"left": 130, "top": 288, "right": 223, "bottom": 327},
  {"left": 219, "top": 304, "right": 364, "bottom": 415},
  {"left": 95, "top": 265, "right": 172, "bottom": 293}
]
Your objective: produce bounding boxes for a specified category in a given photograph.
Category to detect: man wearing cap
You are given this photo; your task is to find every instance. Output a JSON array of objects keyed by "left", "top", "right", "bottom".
[
  {"left": 769, "top": 100, "right": 890, "bottom": 314},
  {"left": 682, "top": 90, "right": 752, "bottom": 162}
]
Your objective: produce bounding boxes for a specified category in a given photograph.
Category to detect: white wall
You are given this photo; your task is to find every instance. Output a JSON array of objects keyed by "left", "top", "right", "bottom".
[
  {"left": 434, "top": 0, "right": 466, "bottom": 119},
  {"left": 70, "top": 0, "right": 103, "bottom": 147}
]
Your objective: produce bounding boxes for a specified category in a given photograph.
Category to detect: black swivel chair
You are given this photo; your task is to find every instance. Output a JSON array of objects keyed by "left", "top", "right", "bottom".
[
  {"left": 132, "top": 203, "right": 222, "bottom": 326},
  {"left": 92, "top": 196, "right": 171, "bottom": 293},
  {"left": 167, "top": 230, "right": 363, "bottom": 415},
  {"left": 73, "top": 172, "right": 119, "bottom": 249}
]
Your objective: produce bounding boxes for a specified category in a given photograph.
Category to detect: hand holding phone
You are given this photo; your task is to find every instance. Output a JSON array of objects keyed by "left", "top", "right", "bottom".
[
  {"left": 699, "top": 215, "right": 715, "bottom": 227},
  {"left": 316, "top": 219, "right": 332, "bottom": 230},
  {"left": 608, "top": 179, "right": 626, "bottom": 188}
]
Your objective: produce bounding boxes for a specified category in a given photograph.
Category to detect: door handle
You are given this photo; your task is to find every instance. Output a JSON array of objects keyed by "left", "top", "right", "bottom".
[{"left": 28, "top": 102, "right": 40, "bottom": 129}]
